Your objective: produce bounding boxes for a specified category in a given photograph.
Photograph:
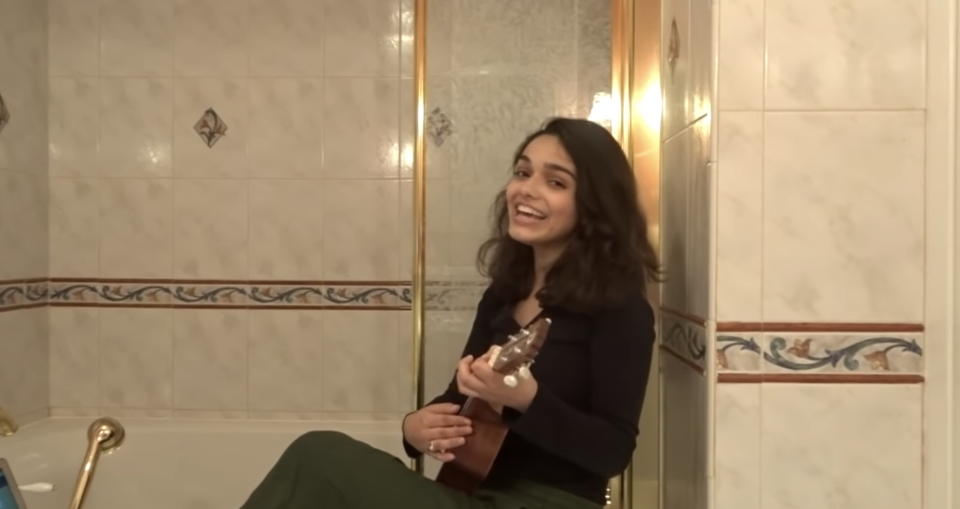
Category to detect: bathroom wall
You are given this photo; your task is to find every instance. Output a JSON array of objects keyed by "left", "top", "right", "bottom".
[
  {"left": 657, "top": 0, "right": 713, "bottom": 506},
  {"left": 713, "top": 0, "right": 925, "bottom": 508},
  {"left": 0, "top": 0, "right": 50, "bottom": 424},
  {"left": 45, "top": 0, "right": 414, "bottom": 420},
  {"left": 417, "top": 0, "right": 615, "bottom": 478},
  {"left": 43, "top": 0, "right": 616, "bottom": 425}
]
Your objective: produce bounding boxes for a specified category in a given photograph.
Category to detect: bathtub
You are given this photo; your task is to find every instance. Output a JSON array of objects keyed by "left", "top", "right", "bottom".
[{"left": 0, "top": 417, "right": 407, "bottom": 509}]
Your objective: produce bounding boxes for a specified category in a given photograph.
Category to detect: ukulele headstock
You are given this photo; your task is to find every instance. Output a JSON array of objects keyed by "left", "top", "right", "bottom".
[{"left": 487, "top": 317, "right": 551, "bottom": 387}]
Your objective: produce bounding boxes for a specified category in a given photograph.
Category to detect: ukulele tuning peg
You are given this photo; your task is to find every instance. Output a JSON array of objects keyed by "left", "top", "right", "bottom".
[
  {"left": 503, "top": 374, "right": 519, "bottom": 388},
  {"left": 518, "top": 363, "right": 532, "bottom": 380}
]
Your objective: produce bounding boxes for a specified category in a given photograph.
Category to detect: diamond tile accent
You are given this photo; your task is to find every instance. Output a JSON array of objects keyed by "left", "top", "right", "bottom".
[
  {"left": 427, "top": 107, "right": 454, "bottom": 147},
  {"left": 667, "top": 18, "right": 681, "bottom": 79},
  {"left": 193, "top": 107, "right": 228, "bottom": 148},
  {"left": 0, "top": 90, "right": 10, "bottom": 137}
]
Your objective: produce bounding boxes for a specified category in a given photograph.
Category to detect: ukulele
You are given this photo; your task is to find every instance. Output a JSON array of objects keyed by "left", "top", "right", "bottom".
[{"left": 434, "top": 317, "right": 552, "bottom": 493}]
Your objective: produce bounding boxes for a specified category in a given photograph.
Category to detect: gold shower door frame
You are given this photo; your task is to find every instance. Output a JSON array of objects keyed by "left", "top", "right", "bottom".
[{"left": 409, "top": 1, "right": 662, "bottom": 508}]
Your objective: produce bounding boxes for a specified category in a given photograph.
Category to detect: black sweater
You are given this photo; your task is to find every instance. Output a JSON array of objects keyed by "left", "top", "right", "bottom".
[{"left": 402, "top": 286, "right": 657, "bottom": 505}]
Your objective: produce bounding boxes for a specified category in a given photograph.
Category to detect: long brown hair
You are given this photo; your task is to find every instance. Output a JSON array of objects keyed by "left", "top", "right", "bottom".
[{"left": 476, "top": 117, "right": 662, "bottom": 315}]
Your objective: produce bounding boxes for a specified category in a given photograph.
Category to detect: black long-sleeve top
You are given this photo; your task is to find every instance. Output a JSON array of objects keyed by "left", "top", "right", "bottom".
[{"left": 403, "top": 285, "right": 657, "bottom": 505}]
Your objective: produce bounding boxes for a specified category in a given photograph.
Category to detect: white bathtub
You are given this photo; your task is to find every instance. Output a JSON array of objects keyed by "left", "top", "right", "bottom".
[{"left": 0, "top": 417, "right": 407, "bottom": 509}]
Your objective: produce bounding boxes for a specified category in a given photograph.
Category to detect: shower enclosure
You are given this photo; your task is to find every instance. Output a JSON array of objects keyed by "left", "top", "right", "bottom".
[{"left": 406, "top": 1, "right": 662, "bottom": 508}]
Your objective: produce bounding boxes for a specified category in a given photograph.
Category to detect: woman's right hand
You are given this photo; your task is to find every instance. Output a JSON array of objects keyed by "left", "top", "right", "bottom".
[{"left": 402, "top": 403, "right": 473, "bottom": 462}]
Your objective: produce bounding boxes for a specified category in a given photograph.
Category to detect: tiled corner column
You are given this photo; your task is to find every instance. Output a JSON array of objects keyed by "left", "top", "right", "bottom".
[
  {"left": 659, "top": 0, "right": 714, "bottom": 503},
  {"left": 0, "top": 0, "right": 50, "bottom": 425},
  {"left": 714, "top": 0, "right": 926, "bottom": 505}
]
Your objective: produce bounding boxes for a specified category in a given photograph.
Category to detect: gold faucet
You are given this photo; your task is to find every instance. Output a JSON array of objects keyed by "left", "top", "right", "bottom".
[{"left": 0, "top": 406, "right": 18, "bottom": 436}]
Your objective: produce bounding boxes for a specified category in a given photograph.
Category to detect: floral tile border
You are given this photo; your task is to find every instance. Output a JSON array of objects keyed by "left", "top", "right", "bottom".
[
  {"left": 716, "top": 333, "right": 924, "bottom": 376},
  {"left": 0, "top": 279, "right": 48, "bottom": 310},
  {"left": 660, "top": 312, "right": 707, "bottom": 372},
  {"left": 0, "top": 278, "right": 490, "bottom": 312}
]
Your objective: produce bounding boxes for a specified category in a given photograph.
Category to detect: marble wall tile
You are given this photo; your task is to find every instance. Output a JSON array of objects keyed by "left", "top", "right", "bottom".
[
  {"left": 173, "top": 310, "right": 248, "bottom": 410},
  {"left": 324, "top": 0, "right": 402, "bottom": 77},
  {"left": 248, "top": 0, "right": 324, "bottom": 77},
  {"left": 98, "top": 78, "right": 173, "bottom": 178},
  {"left": 322, "top": 311, "right": 401, "bottom": 413},
  {"left": 0, "top": 308, "right": 49, "bottom": 420},
  {"left": 322, "top": 179, "right": 401, "bottom": 280},
  {"left": 48, "top": 77, "right": 99, "bottom": 177},
  {"left": 248, "top": 310, "right": 325, "bottom": 412},
  {"left": 661, "top": 0, "right": 693, "bottom": 138},
  {"left": 248, "top": 180, "right": 325, "bottom": 280},
  {"left": 48, "top": 0, "right": 99, "bottom": 77},
  {"left": 49, "top": 177, "right": 100, "bottom": 277},
  {"left": 99, "top": 178, "right": 174, "bottom": 279},
  {"left": 760, "top": 384, "right": 921, "bottom": 509},
  {"left": 715, "top": 384, "right": 760, "bottom": 509},
  {"left": 322, "top": 78, "right": 401, "bottom": 179},
  {"left": 46, "top": 303, "right": 416, "bottom": 416},
  {"left": 574, "top": 0, "right": 611, "bottom": 119},
  {"left": 717, "top": 0, "right": 764, "bottom": 111},
  {"left": 0, "top": 0, "right": 48, "bottom": 420},
  {"left": 247, "top": 78, "right": 324, "bottom": 179},
  {"left": 661, "top": 351, "right": 708, "bottom": 509},
  {"left": 99, "top": 0, "right": 173, "bottom": 76},
  {"left": 716, "top": 112, "right": 762, "bottom": 321},
  {"left": 49, "top": 307, "right": 99, "bottom": 409},
  {"left": 99, "top": 308, "right": 174, "bottom": 409},
  {"left": 765, "top": 0, "right": 925, "bottom": 111},
  {"left": 173, "top": 0, "right": 249, "bottom": 77},
  {"left": 0, "top": 171, "right": 47, "bottom": 280},
  {"left": 661, "top": 118, "right": 712, "bottom": 319},
  {"left": 173, "top": 179, "right": 249, "bottom": 279},
  {"left": 762, "top": 112, "right": 924, "bottom": 323},
  {"left": 660, "top": 126, "right": 691, "bottom": 312}
]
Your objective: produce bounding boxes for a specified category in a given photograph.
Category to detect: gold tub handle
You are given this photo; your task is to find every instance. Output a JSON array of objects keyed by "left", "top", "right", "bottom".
[{"left": 68, "top": 417, "right": 125, "bottom": 509}]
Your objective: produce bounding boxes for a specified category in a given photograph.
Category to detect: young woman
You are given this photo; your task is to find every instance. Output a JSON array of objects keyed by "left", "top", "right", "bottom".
[{"left": 238, "top": 117, "right": 660, "bottom": 509}]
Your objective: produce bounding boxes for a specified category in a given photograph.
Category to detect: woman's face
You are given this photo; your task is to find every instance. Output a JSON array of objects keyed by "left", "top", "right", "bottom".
[{"left": 505, "top": 134, "right": 578, "bottom": 251}]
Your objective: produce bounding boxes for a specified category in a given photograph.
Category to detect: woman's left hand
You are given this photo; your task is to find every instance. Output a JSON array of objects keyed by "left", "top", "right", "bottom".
[{"left": 456, "top": 348, "right": 538, "bottom": 412}]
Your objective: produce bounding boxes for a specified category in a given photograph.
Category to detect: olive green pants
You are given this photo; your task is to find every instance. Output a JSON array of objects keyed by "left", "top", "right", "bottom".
[{"left": 238, "top": 430, "right": 601, "bottom": 509}]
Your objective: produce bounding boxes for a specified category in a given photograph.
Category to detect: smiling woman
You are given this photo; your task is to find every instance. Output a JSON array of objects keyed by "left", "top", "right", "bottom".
[
  {"left": 477, "top": 117, "right": 664, "bottom": 316},
  {"left": 234, "top": 117, "right": 661, "bottom": 509}
]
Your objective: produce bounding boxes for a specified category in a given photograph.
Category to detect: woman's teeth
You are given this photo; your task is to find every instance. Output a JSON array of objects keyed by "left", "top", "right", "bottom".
[{"left": 517, "top": 205, "right": 546, "bottom": 219}]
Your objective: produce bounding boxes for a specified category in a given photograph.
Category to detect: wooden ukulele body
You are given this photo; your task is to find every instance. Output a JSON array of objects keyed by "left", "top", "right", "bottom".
[
  {"left": 433, "top": 317, "right": 550, "bottom": 493},
  {"left": 434, "top": 398, "right": 508, "bottom": 493}
]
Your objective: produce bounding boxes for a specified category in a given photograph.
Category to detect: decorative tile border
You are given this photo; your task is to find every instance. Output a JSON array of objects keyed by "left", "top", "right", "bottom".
[
  {"left": 660, "top": 311, "right": 707, "bottom": 374},
  {"left": 0, "top": 278, "right": 489, "bottom": 312},
  {"left": 0, "top": 89, "right": 10, "bottom": 136},
  {"left": 0, "top": 279, "right": 48, "bottom": 311},
  {"left": 716, "top": 333, "right": 924, "bottom": 382}
]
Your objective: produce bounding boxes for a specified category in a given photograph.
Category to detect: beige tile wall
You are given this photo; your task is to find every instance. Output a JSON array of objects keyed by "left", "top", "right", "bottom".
[
  {"left": 44, "top": 0, "right": 417, "bottom": 420},
  {"left": 658, "top": 0, "right": 714, "bottom": 505},
  {"left": 711, "top": 0, "right": 927, "bottom": 507},
  {"left": 43, "top": 0, "right": 614, "bottom": 422},
  {"left": 0, "top": 0, "right": 50, "bottom": 424}
]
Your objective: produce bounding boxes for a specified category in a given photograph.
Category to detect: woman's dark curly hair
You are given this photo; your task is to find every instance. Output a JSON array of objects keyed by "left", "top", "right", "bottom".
[{"left": 476, "top": 117, "right": 663, "bottom": 315}]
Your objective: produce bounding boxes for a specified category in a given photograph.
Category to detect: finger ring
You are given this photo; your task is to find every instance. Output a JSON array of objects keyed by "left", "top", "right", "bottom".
[{"left": 428, "top": 440, "right": 435, "bottom": 452}]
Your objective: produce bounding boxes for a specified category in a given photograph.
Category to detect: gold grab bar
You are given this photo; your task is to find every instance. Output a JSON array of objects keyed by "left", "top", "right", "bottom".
[{"left": 69, "top": 417, "right": 125, "bottom": 509}]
